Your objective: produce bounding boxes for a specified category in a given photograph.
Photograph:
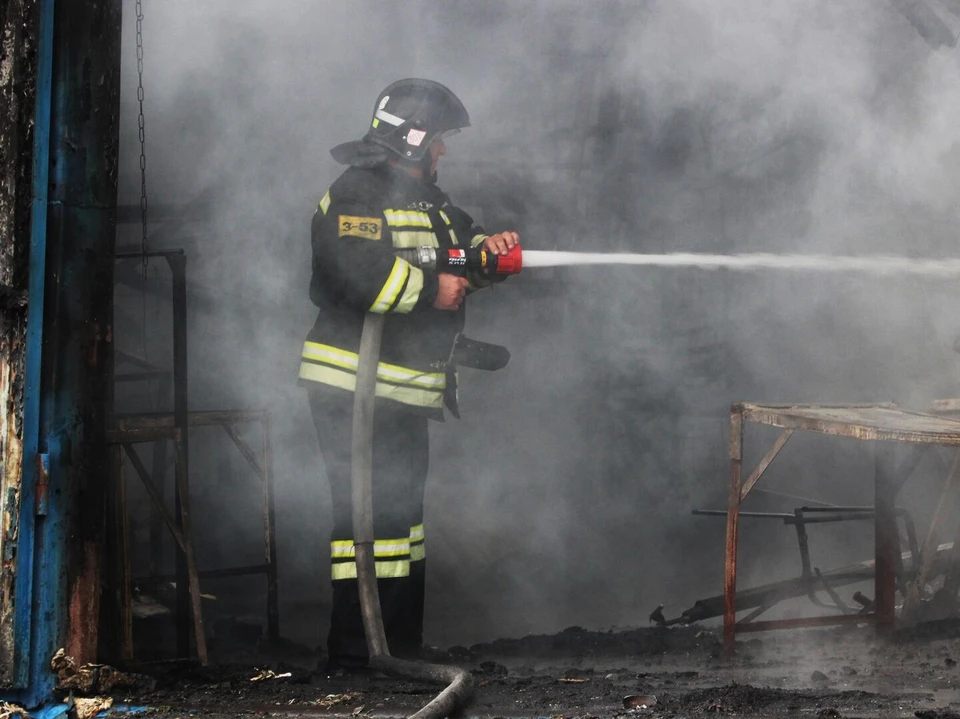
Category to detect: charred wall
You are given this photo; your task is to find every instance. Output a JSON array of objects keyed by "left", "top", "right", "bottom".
[{"left": 0, "top": 0, "right": 39, "bottom": 688}]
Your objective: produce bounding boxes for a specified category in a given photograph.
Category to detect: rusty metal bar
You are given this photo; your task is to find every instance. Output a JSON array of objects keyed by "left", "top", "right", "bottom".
[
  {"left": 168, "top": 253, "right": 190, "bottom": 659},
  {"left": 113, "top": 409, "right": 267, "bottom": 431},
  {"left": 736, "top": 613, "right": 873, "bottom": 634},
  {"left": 120, "top": 444, "right": 187, "bottom": 553},
  {"left": 106, "top": 427, "right": 176, "bottom": 445},
  {"left": 740, "top": 429, "right": 793, "bottom": 501},
  {"left": 794, "top": 510, "right": 812, "bottom": 578},
  {"left": 724, "top": 405, "right": 744, "bottom": 655},
  {"left": 134, "top": 564, "right": 270, "bottom": 582},
  {"left": 874, "top": 442, "right": 897, "bottom": 635},
  {"left": 263, "top": 412, "right": 279, "bottom": 642},
  {"left": 172, "top": 429, "right": 207, "bottom": 664},
  {"left": 149, "top": 370, "right": 171, "bottom": 579},
  {"left": 222, "top": 424, "right": 264, "bottom": 479}
]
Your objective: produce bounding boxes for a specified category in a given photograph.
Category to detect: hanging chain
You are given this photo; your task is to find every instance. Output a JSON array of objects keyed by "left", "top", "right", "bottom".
[
  {"left": 136, "top": 0, "right": 150, "bottom": 365},
  {"left": 136, "top": 0, "right": 148, "bottom": 275}
]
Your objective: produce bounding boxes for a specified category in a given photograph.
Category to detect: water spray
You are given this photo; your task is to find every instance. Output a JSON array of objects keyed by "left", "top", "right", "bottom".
[{"left": 398, "top": 243, "right": 960, "bottom": 279}]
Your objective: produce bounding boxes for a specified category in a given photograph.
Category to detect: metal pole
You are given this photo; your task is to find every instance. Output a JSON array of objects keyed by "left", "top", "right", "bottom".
[
  {"left": 149, "top": 374, "right": 171, "bottom": 577},
  {"left": 166, "top": 253, "right": 190, "bottom": 657},
  {"left": 874, "top": 442, "right": 897, "bottom": 634},
  {"left": 723, "top": 404, "right": 744, "bottom": 655}
]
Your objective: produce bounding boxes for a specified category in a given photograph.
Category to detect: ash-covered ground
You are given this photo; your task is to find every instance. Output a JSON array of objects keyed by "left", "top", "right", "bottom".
[{"left": 107, "top": 621, "right": 960, "bottom": 719}]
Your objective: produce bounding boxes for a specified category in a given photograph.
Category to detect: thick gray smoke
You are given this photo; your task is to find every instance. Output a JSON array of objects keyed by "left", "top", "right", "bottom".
[{"left": 114, "top": 0, "right": 960, "bottom": 647}]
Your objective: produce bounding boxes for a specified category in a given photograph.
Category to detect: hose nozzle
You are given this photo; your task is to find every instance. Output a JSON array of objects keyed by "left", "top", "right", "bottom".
[{"left": 397, "top": 244, "right": 523, "bottom": 276}]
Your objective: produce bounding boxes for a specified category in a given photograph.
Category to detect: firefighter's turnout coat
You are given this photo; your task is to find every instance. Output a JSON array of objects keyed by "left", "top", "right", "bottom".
[{"left": 299, "top": 164, "right": 491, "bottom": 418}]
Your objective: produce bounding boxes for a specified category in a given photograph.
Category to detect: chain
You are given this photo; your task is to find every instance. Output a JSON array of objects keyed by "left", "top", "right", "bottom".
[
  {"left": 136, "top": 0, "right": 148, "bottom": 275},
  {"left": 136, "top": 0, "right": 149, "bottom": 365}
]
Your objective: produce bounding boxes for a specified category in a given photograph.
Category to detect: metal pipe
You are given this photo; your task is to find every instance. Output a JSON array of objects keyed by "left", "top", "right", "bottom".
[
  {"left": 167, "top": 253, "right": 191, "bottom": 658},
  {"left": 351, "top": 313, "right": 474, "bottom": 719}
]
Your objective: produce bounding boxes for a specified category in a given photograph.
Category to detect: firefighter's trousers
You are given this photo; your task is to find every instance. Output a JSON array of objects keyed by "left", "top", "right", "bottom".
[{"left": 308, "top": 389, "right": 428, "bottom": 667}]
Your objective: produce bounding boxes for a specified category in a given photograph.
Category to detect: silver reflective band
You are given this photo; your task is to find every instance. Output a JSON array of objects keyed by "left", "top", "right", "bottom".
[
  {"left": 415, "top": 246, "right": 437, "bottom": 268},
  {"left": 375, "top": 109, "right": 405, "bottom": 127}
]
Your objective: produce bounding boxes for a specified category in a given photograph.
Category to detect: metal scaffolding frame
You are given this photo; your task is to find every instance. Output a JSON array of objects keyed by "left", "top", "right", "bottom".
[
  {"left": 723, "top": 402, "right": 960, "bottom": 654},
  {"left": 110, "top": 249, "right": 279, "bottom": 664}
]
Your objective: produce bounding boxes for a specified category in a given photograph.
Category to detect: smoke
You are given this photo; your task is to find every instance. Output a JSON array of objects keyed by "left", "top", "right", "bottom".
[{"left": 115, "top": 0, "right": 960, "bottom": 648}]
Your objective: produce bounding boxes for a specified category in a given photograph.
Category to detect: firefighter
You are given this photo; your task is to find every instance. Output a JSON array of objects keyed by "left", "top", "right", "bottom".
[{"left": 300, "top": 78, "right": 518, "bottom": 671}]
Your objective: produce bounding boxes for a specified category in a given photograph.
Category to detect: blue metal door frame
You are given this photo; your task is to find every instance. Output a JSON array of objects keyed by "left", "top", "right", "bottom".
[
  {"left": 5, "top": 0, "right": 60, "bottom": 704},
  {"left": 2, "top": 0, "right": 121, "bottom": 706}
]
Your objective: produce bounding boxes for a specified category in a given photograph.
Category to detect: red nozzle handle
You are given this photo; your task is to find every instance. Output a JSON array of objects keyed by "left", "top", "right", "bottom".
[{"left": 495, "top": 243, "right": 522, "bottom": 275}]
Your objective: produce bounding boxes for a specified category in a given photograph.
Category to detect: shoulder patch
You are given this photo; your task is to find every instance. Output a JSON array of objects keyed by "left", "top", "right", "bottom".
[{"left": 338, "top": 215, "right": 382, "bottom": 240}]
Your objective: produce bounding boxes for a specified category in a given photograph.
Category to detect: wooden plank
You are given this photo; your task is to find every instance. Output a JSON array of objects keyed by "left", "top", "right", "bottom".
[
  {"left": 121, "top": 444, "right": 186, "bottom": 553},
  {"left": 221, "top": 424, "right": 264, "bottom": 480},
  {"left": 741, "top": 404, "right": 960, "bottom": 445},
  {"left": 740, "top": 430, "right": 793, "bottom": 501},
  {"left": 173, "top": 431, "right": 208, "bottom": 664},
  {"left": 114, "top": 409, "right": 267, "bottom": 432}
]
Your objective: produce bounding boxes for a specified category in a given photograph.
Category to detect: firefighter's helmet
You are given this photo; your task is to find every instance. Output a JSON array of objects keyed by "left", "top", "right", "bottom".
[{"left": 365, "top": 79, "right": 470, "bottom": 162}]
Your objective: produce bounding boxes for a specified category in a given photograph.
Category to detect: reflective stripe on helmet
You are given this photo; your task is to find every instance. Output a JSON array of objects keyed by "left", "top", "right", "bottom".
[{"left": 374, "top": 108, "right": 405, "bottom": 127}]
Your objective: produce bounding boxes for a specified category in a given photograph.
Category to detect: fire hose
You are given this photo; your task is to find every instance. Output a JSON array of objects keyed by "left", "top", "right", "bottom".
[
  {"left": 351, "top": 239, "right": 960, "bottom": 715},
  {"left": 349, "top": 245, "right": 520, "bottom": 718}
]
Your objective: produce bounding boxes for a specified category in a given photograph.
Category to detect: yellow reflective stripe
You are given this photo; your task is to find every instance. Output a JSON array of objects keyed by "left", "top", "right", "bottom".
[
  {"left": 299, "top": 362, "right": 444, "bottom": 409},
  {"left": 331, "top": 540, "right": 355, "bottom": 559},
  {"left": 318, "top": 191, "right": 331, "bottom": 215},
  {"left": 394, "top": 266, "right": 423, "bottom": 313},
  {"left": 410, "top": 524, "right": 425, "bottom": 562},
  {"left": 374, "top": 540, "right": 411, "bottom": 558},
  {"left": 302, "top": 342, "right": 358, "bottom": 373},
  {"left": 384, "top": 209, "right": 432, "bottom": 227},
  {"left": 471, "top": 233, "right": 488, "bottom": 248},
  {"left": 369, "top": 258, "right": 410, "bottom": 314},
  {"left": 331, "top": 563, "right": 355, "bottom": 580},
  {"left": 331, "top": 559, "right": 410, "bottom": 580},
  {"left": 330, "top": 538, "right": 410, "bottom": 559},
  {"left": 392, "top": 230, "right": 438, "bottom": 248},
  {"left": 439, "top": 210, "right": 452, "bottom": 226},
  {"left": 377, "top": 360, "right": 444, "bottom": 386},
  {"left": 449, "top": 228, "right": 459, "bottom": 245},
  {"left": 301, "top": 342, "right": 444, "bottom": 389}
]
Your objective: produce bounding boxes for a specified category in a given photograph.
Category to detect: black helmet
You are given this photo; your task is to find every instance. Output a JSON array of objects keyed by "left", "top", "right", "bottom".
[
  {"left": 367, "top": 79, "right": 469, "bottom": 162},
  {"left": 330, "top": 79, "right": 469, "bottom": 167}
]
